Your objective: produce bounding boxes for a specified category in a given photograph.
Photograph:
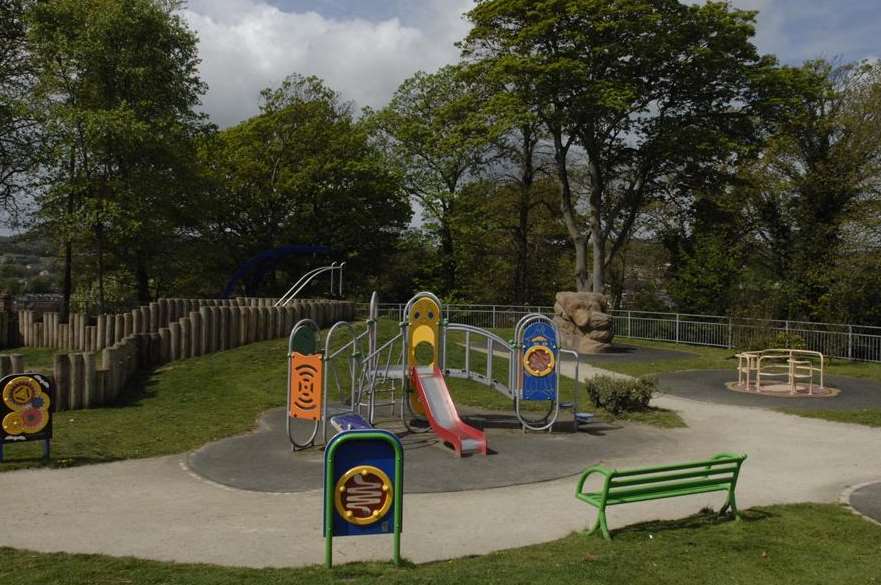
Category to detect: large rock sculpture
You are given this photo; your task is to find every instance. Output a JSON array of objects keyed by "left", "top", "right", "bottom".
[{"left": 553, "top": 291, "right": 614, "bottom": 353}]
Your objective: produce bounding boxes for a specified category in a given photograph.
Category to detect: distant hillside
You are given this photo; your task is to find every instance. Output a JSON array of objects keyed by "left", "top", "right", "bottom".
[{"left": 0, "top": 232, "right": 60, "bottom": 295}]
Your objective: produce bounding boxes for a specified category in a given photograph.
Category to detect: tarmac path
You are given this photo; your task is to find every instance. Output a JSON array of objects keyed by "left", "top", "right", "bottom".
[{"left": 1, "top": 365, "right": 880, "bottom": 568}]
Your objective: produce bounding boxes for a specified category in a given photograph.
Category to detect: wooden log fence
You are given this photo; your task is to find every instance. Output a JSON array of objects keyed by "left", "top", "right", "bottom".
[{"left": 0, "top": 298, "right": 354, "bottom": 412}]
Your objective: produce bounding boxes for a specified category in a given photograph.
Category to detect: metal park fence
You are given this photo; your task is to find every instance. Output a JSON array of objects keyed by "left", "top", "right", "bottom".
[{"left": 356, "top": 303, "right": 881, "bottom": 363}]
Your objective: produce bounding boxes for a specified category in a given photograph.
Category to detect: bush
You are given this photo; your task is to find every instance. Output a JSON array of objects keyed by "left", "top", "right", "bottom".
[
  {"left": 586, "top": 375, "right": 655, "bottom": 415},
  {"left": 739, "top": 329, "right": 807, "bottom": 351},
  {"left": 770, "top": 331, "right": 806, "bottom": 350}
]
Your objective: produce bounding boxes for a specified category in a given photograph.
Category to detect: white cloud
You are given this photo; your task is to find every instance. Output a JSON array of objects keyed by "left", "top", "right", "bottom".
[{"left": 181, "top": 0, "right": 472, "bottom": 127}]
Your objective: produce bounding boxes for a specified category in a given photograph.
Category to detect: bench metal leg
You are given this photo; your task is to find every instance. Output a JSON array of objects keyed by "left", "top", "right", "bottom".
[
  {"left": 719, "top": 490, "right": 739, "bottom": 520},
  {"left": 587, "top": 508, "right": 611, "bottom": 540}
]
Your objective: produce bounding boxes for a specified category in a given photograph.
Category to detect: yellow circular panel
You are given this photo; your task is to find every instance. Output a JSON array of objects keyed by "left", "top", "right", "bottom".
[
  {"left": 2, "top": 411, "right": 23, "bottom": 435},
  {"left": 334, "top": 465, "right": 394, "bottom": 526},
  {"left": 3, "top": 376, "right": 40, "bottom": 410},
  {"left": 523, "top": 345, "right": 555, "bottom": 377}
]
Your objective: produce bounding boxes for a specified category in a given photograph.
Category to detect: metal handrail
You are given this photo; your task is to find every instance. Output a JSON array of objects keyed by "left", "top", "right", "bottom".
[
  {"left": 354, "top": 302, "right": 881, "bottom": 363},
  {"left": 276, "top": 262, "right": 346, "bottom": 307},
  {"left": 277, "top": 263, "right": 335, "bottom": 306}
]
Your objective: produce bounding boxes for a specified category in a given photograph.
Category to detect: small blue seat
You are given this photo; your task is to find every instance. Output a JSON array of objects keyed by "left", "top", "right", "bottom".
[{"left": 330, "top": 413, "right": 372, "bottom": 432}]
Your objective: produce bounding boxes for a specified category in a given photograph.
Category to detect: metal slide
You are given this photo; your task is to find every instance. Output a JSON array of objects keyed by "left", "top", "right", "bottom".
[{"left": 410, "top": 366, "right": 487, "bottom": 457}]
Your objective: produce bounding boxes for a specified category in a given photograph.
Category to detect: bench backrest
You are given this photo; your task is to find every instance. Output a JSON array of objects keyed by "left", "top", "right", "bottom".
[{"left": 603, "top": 453, "right": 746, "bottom": 502}]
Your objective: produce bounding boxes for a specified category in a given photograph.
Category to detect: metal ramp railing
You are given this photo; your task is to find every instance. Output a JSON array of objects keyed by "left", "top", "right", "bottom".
[{"left": 275, "top": 262, "right": 345, "bottom": 307}]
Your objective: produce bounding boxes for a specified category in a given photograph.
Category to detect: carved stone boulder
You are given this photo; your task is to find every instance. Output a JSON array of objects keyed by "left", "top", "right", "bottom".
[{"left": 553, "top": 291, "right": 614, "bottom": 353}]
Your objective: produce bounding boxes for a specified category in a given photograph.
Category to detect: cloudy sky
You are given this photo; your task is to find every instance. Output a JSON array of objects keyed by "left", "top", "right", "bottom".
[{"left": 182, "top": 0, "right": 880, "bottom": 128}]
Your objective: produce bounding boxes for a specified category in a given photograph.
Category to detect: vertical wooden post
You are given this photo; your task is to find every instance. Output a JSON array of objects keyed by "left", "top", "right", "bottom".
[
  {"left": 96, "top": 315, "right": 107, "bottom": 350},
  {"left": 247, "top": 307, "right": 258, "bottom": 344},
  {"left": 83, "top": 352, "right": 97, "bottom": 409},
  {"left": 53, "top": 354, "right": 70, "bottom": 411},
  {"left": 0, "top": 355, "right": 12, "bottom": 377},
  {"left": 124, "top": 312, "right": 133, "bottom": 338},
  {"left": 160, "top": 328, "right": 171, "bottom": 364},
  {"left": 69, "top": 353, "right": 84, "bottom": 410},
  {"left": 114, "top": 314, "right": 124, "bottom": 343},
  {"left": 190, "top": 311, "right": 202, "bottom": 357},
  {"left": 200, "top": 307, "right": 212, "bottom": 355},
  {"left": 149, "top": 302, "right": 159, "bottom": 333},
  {"left": 219, "top": 307, "right": 229, "bottom": 351},
  {"left": 179, "top": 318, "right": 191, "bottom": 359}
]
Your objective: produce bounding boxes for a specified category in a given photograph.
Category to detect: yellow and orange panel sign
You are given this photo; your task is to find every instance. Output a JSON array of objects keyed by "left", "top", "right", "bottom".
[
  {"left": 1, "top": 373, "right": 53, "bottom": 457},
  {"left": 289, "top": 353, "right": 323, "bottom": 420},
  {"left": 2, "top": 375, "right": 51, "bottom": 436}
]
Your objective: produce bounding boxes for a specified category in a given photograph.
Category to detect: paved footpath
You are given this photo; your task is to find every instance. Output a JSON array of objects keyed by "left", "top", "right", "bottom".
[{"left": 1, "top": 373, "right": 880, "bottom": 567}]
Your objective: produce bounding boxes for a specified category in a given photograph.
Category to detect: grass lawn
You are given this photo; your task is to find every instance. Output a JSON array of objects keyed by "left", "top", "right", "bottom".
[
  {"left": 599, "top": 338, "right": 881, "bottom": 428},
  {"left": 0, "top": 320, "right": 681, "bottom": 471},
  {"left": 1, "top": 345, "right": 56, "bottom": 375},
  {"left": 775, "top": 408, "right": 881, "bottom": 428},
  {"left": 0, "top": 504, "right": 879, "bottom": 584}
]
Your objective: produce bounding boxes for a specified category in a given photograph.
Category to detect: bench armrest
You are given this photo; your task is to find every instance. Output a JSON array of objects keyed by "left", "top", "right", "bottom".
[
  {"left": 576, "top": 464, "right": 613, "bottom": 501},
  {"left": 709, "top": 452, "right": 747, "bottom": 464}
]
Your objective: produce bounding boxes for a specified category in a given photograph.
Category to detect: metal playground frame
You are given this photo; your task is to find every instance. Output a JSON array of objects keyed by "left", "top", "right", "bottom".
[{"left": 285, "top": 291, "right": 590, "bottom": 454}]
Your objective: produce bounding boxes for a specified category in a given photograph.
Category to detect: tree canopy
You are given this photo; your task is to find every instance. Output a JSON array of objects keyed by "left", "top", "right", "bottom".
[
  {"left": 1, "top": 0, "right": 880, "bottom": 328},
  {"left": 461, "top": 0, "right": 797, "bottom": 293},
  {"left": 196, "top": 74, "right": 410, "bottom": 297}
]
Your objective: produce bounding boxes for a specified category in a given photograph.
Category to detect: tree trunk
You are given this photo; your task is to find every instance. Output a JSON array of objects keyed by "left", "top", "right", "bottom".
[
  {"left": 589, "top": 198, "right": 604, "bottom": 293},
  {"left": 95, "top": 218, "right": 105, "bottom": 313},
  {"left": 574, "top": 236, "right": 590, "bottom": 292},
  {"left": 586, "top": 149, "right": 605, "bottom": 294},
  {"left": 62, "top": 148, "right": 77, "bottom": 321},
  {"left": 439, "top": 216, "right": 456, "bottom": 295},
  {"left": 61, "top": 238, "right": 73, "bottom": 321},
  {"left": 513, "top": 217, "right": 528, "bottom": 303},
  {"left": 513, "top": 125, "right": 535, "bottom": 304},
  {"left": 552, "top": 131, "right": 589, "bottom": 291}
]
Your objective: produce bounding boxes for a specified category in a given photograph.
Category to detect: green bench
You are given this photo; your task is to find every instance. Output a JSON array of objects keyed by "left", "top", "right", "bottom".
[{"left": 575, "top": 452, "right": 747, "bottom": 540}]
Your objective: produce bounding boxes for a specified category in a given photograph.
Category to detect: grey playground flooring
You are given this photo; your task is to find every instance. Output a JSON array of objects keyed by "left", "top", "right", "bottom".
[
  {"left": 583, "top": 343, "right": 697, "bottom": 364},
  {"left": 657, "top": 369, "right": 881, "bottom": 411},
  {"left": 187, "top": 406, "right": 673, "bottom": 493},
  {"left": 850, "top": 481, "right": 881, "bottom": 524}
]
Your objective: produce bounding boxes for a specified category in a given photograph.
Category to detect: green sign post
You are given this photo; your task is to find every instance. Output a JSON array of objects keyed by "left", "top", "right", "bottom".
[{"left": 323, "top": 429, "right": 404, "bottom": 568}]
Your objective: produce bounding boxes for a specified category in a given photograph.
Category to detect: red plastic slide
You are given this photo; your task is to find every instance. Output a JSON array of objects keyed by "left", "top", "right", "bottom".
[{"left": 410, "top": 366, "right": 487, "bottom": 457}]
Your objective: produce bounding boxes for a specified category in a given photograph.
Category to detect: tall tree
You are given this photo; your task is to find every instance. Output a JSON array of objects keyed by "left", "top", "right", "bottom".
[
  {"left": 372, "top": 65, "right": 501, "bottom": 296},
  {"left": 0, "top": 0, "right": 37, "bottom": 218},
  {"left": 462, "top": 0, "right": 788, "bottom": 294},
  {"left": 196, "top": 74, "right": 410, "bottom": 297},
  {"left": 741, "top": 60, "right": 881, "bottom": 320},
  {"left": 28, "top": 0, "right": 206, "bottom": 312}
]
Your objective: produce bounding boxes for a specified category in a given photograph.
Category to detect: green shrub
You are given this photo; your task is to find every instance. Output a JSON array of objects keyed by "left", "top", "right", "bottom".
[
  {"left": 740, "top": 329, "right": 808, "bottom": 351},
  {"left": 586, "top": 375, "right": 655, "bottom": 415},
  {"left": 770, "top": 331, "right": 807, "bottom": 350}
]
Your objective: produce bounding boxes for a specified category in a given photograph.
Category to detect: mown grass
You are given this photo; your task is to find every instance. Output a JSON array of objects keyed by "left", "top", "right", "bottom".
[
  {"left": 1, "top": 345, "right": 56, "bottom": 375},
  {"left": 0, "top": 336, "right": 293, "bottom": 470},
  {"left": 0, "top": 504, "right": 879, "bottom": 584},
  {"left": 775, "top": 408, "right": 881, "bottom": 428}
]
